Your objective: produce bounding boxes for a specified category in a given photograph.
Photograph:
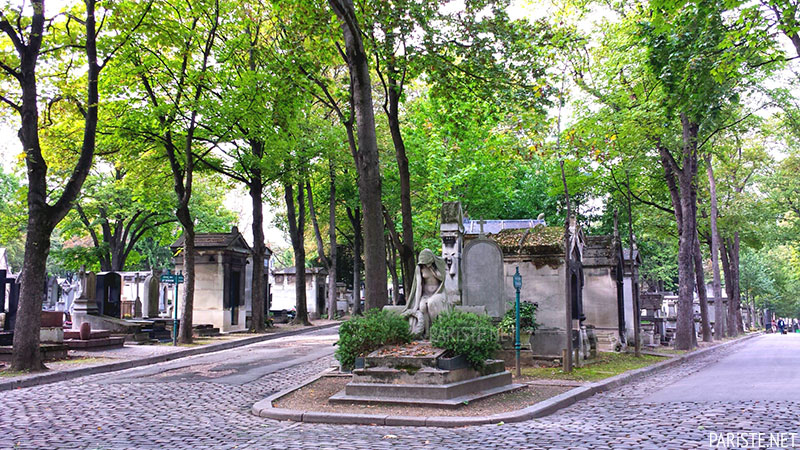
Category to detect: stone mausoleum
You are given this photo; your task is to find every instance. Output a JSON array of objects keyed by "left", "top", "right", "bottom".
[
  {"left": 270, "top": 266, "right": 329, "bottom": 318},
  {"left": 171, "top": 227, "right": 252, "bottom": 332},
  {"left": 582, "top": 234, "right": 628, "bottom": 351}
]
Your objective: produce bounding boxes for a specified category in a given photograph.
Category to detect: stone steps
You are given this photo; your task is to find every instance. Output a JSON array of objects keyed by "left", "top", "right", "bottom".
[
  {"left": 341, "top": 371, "right": 513, "bottom": 400},
  {"left": 63, "top": 337, "right": 125, "bottom": 350},
  {"left": 64, "top": 330, "right": 111, "bottom": 340},
  {"left": 193, "top": 326, "right": 220, "bottom": 337},
  {"left": 0, "top": 343, "right": 68, "bottom": 361},
  {"left": 330, "top": 375, "right": 523, "bottom": 408},
  {"left": 353, "top": 359, "right": 505, "bottom": 385},
  {"left": 364, "top": 348, "right": 446, "bottom": 369}
]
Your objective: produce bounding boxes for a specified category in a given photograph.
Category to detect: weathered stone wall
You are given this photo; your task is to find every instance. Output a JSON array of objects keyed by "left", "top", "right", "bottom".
[
  {"left": 583, "top": 266, "right": 621, "bottom": 350},
  {"left": 503, "top": 255, "right": 567, "bottom": 357}
]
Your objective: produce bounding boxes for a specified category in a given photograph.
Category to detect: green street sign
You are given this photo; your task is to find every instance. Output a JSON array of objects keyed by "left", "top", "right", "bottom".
[{"left": 160, "top": 271, "right": 185, "bottom": 284}]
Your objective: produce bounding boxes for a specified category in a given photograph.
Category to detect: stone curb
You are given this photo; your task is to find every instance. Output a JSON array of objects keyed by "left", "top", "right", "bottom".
[
  {"left": 251, "top": 332, "right": 762, "bottom": 427},
  {"left": 0, "top": 322, "right": 340, "bottom": 392}
]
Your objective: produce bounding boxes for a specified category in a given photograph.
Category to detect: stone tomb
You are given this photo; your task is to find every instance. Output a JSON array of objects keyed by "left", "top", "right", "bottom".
[
  {"left": 582, "top": 235, "right": 628, "bottom": 351},
  {"left": 622, "top": 248, "right": 642, "bottom": 344},
  {"left": 95, "top": 272, "right": 122, "bottom": 318},
  {"left": 330, "top": 342, "right": 521, "bottom": 407},
  {"left": 171, "top": 226, "right": 251, "bottom": 332},
  {"left": 0, "top": 270, "right": 19, "bottom": 345},
  {"left": 475, "top": 221, "right": 587, "bottom": 359},
  {"left": 270, "top": 266, "right": 327, "bottom": 319}
]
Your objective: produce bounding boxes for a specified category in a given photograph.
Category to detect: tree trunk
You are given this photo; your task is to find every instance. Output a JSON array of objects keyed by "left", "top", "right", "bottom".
[
  {"left": 719, "top": 236, "right": 737, "bottom": 337},
  {"left": 329, "top": 0, "right": 388, "bottom": 311},
  {"left": 176, "top": 206, "right": 195, "bottom": 344},
  {"left": 659, "top": 115, "right": 700, "bottom": 351},
  {"left": 386, "top": 234, "right": 400, "bottom": 305},
  {"left": 674, "top": 161, "right": 697, "bottom": 350},
  {"left": 327, "top": 163, "right": 338, "bottom": 319},
  {"left": 10, "top": 0, "right": 99, "bottom": 371},
  {"left": 307, "top": 176, "right": 337, "bottom": 319},
  {"left": 250, "top": 178, "right": 267, "bottom": 332},
  {"left": 706, "top": 155, "right": 725, "bottom": 339},
  {"left": 286, "top": 180, "right": 310, "bottom": 325},
  {"left": 559, "top": 159, "right": 573, "bottom": 372},
  {"left": 12, "top": 220, "right": 51, "bottom": 371},
  {"left": 693, "top": 230, "right": 712, "bottom": 342},
  {"left": 731, "top": 233, "right": 743, "bottom": 334},
  {"left": 348, "top": 206, "right": 362, "bottom": 315},
  {"left": 623, "top": 177, "right": 641, "bottom": 357},
  {"left": 386, "top": 78, "right": 415, "bottom": 295}
]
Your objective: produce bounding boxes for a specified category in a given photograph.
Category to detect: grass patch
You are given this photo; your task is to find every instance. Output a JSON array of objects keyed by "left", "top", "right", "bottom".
[
  {"left": 61, "top": 357, "right": 111, "bottom": 365},
  {"left": 156, "top": 338, "right": 214, "bottom": 347},
  {"left": 0, "top": 369, "right": 28, "bottom": 378},
  {"left": 521, "top": 352, "right": 664, "bottom": 382},
  {"left": 652, "top": 348, "right": 688, "bottom": 355}
]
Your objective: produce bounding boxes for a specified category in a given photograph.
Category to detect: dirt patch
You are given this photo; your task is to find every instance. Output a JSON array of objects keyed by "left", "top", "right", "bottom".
[
  {"left": 274, "top": 375, "right": 570, "bottom": 417},
  {"left": 371, "top": 342, "right": 438, "bottom": 358}
]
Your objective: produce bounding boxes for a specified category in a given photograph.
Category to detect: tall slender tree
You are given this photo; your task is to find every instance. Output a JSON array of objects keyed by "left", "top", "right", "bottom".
[
  {"left": 126, "top": 0, "right": 221, "bottom": 343},
  {"left": 0, "top": 0, "right": 149, "bottom": 370},
  {"left": 328, "top": 0, "right": 388, "bottom": 310}
]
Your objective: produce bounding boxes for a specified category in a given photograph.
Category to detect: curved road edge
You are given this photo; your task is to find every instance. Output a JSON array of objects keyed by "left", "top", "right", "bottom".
[{"left": 252, "top": 332, "right": 763, "bottom": 428}]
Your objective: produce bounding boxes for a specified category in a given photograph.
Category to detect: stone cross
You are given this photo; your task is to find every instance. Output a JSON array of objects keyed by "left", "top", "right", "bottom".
[{"left": 478, "top": 219, "right": 486, "bottom": 237}]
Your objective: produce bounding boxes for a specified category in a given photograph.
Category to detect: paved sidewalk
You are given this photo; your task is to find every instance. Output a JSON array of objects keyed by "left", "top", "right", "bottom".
[{"left": 0, "top": 321, "right": 339, "bottom": 389}]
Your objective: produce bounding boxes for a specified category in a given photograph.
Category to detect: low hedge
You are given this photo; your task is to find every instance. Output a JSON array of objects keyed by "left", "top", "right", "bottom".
[
  {"left": 498, "top": 301, "right": 539, "bottom": 335},
  {"left": 430, "top": 310, "right": 499, "bottom": 369},
  {"left": 335, "top": 309, "right": 412, "bottom": 370}
]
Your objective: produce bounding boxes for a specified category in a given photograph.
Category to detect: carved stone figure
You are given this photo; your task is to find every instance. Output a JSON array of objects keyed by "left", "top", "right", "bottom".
[
  {"left": 401, "top": 249, "right": 453, "bottom": 337},
  {"left": 439, "top": 202, "right": 464, "bottom": 306}
]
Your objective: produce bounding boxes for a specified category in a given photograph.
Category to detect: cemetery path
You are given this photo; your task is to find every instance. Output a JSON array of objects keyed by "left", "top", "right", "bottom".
[
  {"left": 648, "top": 333, "right": 800, "bottom": 402},
  {"left": 2, "top": 332, "right": 797, "bottom": 449}
]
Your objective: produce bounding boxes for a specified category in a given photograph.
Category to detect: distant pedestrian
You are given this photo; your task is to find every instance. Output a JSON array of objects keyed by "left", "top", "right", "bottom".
[{"left": 778, "top": 318, "right": 786, "bottom": 334}]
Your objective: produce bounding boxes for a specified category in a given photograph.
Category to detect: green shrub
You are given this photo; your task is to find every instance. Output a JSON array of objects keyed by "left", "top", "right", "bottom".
[
  {"left": 430, "top": 310, "right": 499, "bottom": 369},
  {"left": 498, "top": 301, "right": 539, "bottom": 335},
  {"left": 335, "top": 309, "right": 412, "bottom": 370}
]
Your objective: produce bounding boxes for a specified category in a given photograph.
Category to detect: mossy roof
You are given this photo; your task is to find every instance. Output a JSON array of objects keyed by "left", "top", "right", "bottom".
[{"left": 489, "top": 226, "right": 565, "bottom": 254}]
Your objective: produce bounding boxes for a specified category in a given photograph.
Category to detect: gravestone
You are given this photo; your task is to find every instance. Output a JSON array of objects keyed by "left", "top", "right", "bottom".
[
  {"left": 0, "top": 270, "right": 19, "bottom": 330},
  {"left": 45, "top": 276, "right": 60, "bottom": 310},
  {"left": 59, "top": 278, "right": 79, "bottom": 313},
  {"left": 72, "top": 269, "right": 98, "bottom": 330},
  {"left": 462, "top": 224, "right": 505, "bottom": 319},
  {"left": 142, "top": 273, "right": 160, "bottom": 318},
  {"left": 95, "top": 272, "right": 122, "bottom": 318}
]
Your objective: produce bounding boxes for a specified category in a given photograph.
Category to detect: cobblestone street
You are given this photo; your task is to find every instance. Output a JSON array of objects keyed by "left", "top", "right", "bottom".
[{"left": 1, "top": 331, "right": 796, "bottom": 449}]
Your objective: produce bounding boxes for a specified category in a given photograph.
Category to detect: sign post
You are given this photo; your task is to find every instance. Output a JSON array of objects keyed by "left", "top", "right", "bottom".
[
  {"left": 513, "top": 266, "right": 522, "bottom": 378},
  {"left": 160, "top": 270, "right": 185, "bottom": 346}
]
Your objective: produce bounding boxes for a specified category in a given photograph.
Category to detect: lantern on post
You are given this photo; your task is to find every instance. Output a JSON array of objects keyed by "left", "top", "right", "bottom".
[{"left": 513, "top": 266, "right": 523, "bottom": 378}]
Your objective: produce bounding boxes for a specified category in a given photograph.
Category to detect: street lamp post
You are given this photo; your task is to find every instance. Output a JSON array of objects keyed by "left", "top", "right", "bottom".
[{"left": 513, "top": 266, "right": 522, "bottom": 378}]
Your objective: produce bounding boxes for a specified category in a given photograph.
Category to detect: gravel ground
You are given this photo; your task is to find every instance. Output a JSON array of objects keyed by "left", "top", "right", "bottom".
[{"left": 274, "top": 374, "right": 569, "bottom": 417}]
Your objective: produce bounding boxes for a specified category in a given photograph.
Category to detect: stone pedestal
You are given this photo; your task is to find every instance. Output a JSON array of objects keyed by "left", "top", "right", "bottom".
[
  {"left": 40, "top": 327, "right": 64, "bottom": 344},
  {"left": 71, "top": 297, "right": 99, "bottom": 331},
  {"left": 331, "top": 343, "right": 521, "bottom": 408}
]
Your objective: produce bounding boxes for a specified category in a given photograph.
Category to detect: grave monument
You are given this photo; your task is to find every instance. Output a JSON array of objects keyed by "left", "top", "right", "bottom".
[{"left": 142, "top": 272, "right": 160, "bottom": 319}]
